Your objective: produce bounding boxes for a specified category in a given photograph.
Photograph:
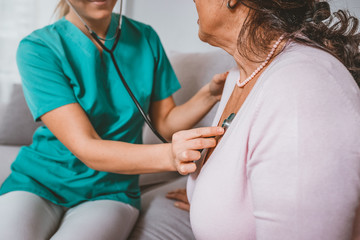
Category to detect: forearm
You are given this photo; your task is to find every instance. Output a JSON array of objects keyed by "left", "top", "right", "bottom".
[
  {"left": 76, "top": 139, "right": 175, "bottom": 174},
  {"left": 41, "top": 103, "right": 225, "bottom": 176},
  {"left": 161, "top": 84, "right": 218, "bottom": 138}
]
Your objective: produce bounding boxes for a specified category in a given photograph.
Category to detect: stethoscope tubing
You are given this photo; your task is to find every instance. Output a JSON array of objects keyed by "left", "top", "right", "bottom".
[
  {"left": 91, "top": 32, "right": 168, "bottom": 143},
  {"left": 65, "top": 0, "right": 168, "bottom": 143}
]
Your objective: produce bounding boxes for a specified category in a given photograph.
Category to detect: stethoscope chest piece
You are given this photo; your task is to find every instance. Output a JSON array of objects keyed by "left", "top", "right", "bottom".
[{"left": 222, "top": 113, "right": 236, "bottom": 131}]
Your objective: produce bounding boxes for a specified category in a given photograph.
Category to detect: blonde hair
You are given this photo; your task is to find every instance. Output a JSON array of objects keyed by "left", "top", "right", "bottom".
[{"left": 54, "top": 0, "right": 70, "bottom": 19}]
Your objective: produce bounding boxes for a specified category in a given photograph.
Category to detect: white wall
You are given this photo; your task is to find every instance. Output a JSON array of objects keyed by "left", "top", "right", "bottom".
[
  {"left": 124, "top": 0, "right": 214, "bottom": 53},
  {"left": 331, "top": 0, "right": 360, "bottom": 12},
  {"left": 0, "top": 0, "right": 59, "bottom": 103}
]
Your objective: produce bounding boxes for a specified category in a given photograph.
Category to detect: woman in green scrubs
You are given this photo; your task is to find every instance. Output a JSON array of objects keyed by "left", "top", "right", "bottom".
[{"left": 0, "top": 0, "right": 226, "bottom": 239}]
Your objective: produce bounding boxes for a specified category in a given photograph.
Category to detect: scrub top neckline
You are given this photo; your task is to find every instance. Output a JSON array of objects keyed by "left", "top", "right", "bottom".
[{"left": 58, "top": 13, "right": 120, "bottom": 54}]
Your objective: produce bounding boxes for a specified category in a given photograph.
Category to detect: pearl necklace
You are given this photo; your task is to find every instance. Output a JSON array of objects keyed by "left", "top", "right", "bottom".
[{"left": 237, "top": 34, "right": 285, "bottom": 88}]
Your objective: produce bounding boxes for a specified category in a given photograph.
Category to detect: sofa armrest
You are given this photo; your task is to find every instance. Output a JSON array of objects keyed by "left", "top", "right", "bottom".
[{"left": 0, "top": 145, "right": 21, "bottom": 186}]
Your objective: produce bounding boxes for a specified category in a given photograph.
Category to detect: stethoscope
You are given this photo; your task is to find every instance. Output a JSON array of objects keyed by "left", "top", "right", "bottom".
[
  {"left": 65, "top": 0, "right": 169, "bottom": 143},
  {"left": 65, "top": 0, "right": 235, "bottom": 144}
]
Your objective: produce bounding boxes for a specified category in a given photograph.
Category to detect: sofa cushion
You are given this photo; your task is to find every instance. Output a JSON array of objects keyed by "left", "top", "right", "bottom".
[
  {"left": 0, "top": 145, "right": 21, "bottom": 185},
  {"left": 0, "top": 84, "right": 43, "bottom": 146},
  {"left": 0, "top": 103, "right": 4, "bottom": 123},
  {"left": 129, "top": 176, "right": 195, "bottom": 240}
]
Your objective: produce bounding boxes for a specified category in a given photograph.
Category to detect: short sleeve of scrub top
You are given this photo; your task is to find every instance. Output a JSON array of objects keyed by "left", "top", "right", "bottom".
[
  {"left": 16, "top": 37, "right": 77, "bottom": 121},
  {"left": 0, "top": 15, "right": 180, "bottom": 210}
]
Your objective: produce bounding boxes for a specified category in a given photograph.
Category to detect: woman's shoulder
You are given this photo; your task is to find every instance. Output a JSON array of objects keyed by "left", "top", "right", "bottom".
[
  {"left": 284, "top": 42, "right": 344, "bottom": 66},
  {"left": 262, "top": 42, "right": 359, "bottom": 94},
  {"left": 257, "top": 42, "right": 360, "bottom": 120},
  {"left": 268, "top": 42, "right": 349, "bottom": 79},
  {"left": 24, "top": 18, "right": 66, "bottom": 41},
  {"left": 18, "top": 19, "right": 66, "bottom": 53},
  {"left": 16, "top": 19, "right": 71, "bottom": 68}
]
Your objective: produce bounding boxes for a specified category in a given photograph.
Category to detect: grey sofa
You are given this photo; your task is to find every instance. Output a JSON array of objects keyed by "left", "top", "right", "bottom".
[{"left": 0, "top": 50, "right": 235, "bottom": 239}]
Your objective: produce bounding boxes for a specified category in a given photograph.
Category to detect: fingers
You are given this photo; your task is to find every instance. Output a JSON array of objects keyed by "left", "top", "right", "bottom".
[
  {"left": 212, "top": 71, "right": 229, "bottom": 84},
  {"left": 174, "top": 201, "right": 190, "bottom": 212},
  {"left": 173, "top": 148, "right": 200, "bottom": 175},
  {"left": 166, "top": 188, "right": 190, "bottom": 212},
  {"left": 172, "top": 138, "right": 213, "bottom": 174},
  {"left": 209, "top": 72, "right": 228, "bottom": 101},
  {"left": 171, "top": 127, "right": 224, "bottom": 175},
  {"left": 167, "top": 188, "right": 187, "bottom": 195},
  {"left": 166, "top": 188, "right": 188, "bottom": 203},
  {"left": 176, "top": 138, "right": 215, "bottom": 159},
  {"left": 177, "top": 162, "right": 197, "bottom": 175},
  {"left": 172, "top": 127, "right": 224, "bottom": 142}
]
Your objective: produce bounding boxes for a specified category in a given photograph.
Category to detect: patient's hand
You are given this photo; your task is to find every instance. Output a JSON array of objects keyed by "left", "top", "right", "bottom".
[
  {"left": 209, "top": 72, "right": 228, "bottom": 101},
  {"left": 166, "top": 188, "right": 190, "bottom": 212}
]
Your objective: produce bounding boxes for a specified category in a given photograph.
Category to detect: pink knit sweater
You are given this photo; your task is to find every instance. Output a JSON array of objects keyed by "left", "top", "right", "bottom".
[{"left": 187, "top": 43, "right": 360, "bottom": 240}]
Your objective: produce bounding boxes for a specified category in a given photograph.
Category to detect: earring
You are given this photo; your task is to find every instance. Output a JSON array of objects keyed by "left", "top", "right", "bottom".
[{"left": 227, "top": 0, "right": 240, "bottom": 9}]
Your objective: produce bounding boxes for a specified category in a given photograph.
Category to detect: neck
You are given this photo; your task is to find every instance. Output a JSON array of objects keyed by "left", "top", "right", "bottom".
[
  {"left": 231, "top": 37, "right": 286, "bottom": 83},
  {"left": 65, "top": 10, "right": 112, "bottom": 39},
  {"left": 219, "top": 42, "right": 262, "bottom": 82},
  {"left": 204, "top": 35, "right": 255, "bottom": 79},
  {"left": 210, "top": 8, "right": 262, "bottom": 82},
  {"left": 214, "top": 7, "right": 284, "bottom": 83},
  {"left": 233, "top": 52, "right": 261, "bottom": 82}
]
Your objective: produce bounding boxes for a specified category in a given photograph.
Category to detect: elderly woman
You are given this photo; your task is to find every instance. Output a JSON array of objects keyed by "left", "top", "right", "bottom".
[{"left": 168, "top": 0, "right": 360, "bottom": 239}]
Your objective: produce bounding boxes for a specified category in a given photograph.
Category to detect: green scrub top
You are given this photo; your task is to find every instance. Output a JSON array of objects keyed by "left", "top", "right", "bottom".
[{"left": 0, "top": 14, "right": 180, "bottom": 210}]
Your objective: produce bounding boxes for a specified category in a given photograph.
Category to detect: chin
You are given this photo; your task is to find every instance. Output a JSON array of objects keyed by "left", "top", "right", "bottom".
[
  {"left": 198, "top": 31, "right": 213, "bottom": 45},
  {"left": 198, "top": 31, "right": 221, "bottom": 49},
  {"left": 87, "top": 10, "right": 113, "bottom": 20},
  {"left": 84, "top": 1, "right": 116, "bottom": 20},
  {"left": 198, "top": 31, "right": 208, "bottom": 43}
]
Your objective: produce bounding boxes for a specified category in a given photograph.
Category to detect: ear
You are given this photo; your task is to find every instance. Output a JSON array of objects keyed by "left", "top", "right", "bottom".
[{"left": 227, "top": 0, "right": 240, "bottom": 10}]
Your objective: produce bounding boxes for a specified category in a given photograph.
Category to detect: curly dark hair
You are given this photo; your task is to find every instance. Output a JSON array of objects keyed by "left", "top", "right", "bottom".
[{"left": 230, "top": 0, "right": 360, "bottom": 86}]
